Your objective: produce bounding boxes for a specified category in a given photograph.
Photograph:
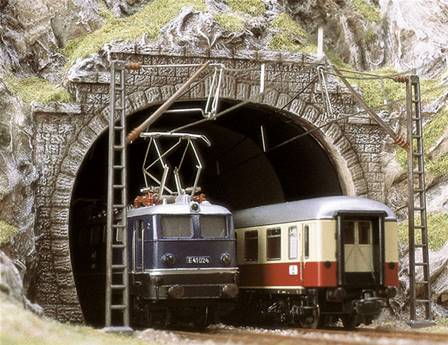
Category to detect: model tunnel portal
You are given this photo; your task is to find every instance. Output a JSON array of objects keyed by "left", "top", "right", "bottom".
[
  {"left": 70, "top": 100, "right": 343, "bottom": 324},
  {"left": 32, "top": 50, "right": 388, "bottom": 324}
]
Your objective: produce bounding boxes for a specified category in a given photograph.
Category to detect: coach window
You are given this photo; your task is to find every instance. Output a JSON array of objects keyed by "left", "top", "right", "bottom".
[
  {"left": 267, "top": 228, "right": 281, "bottom": 260},
  {"left": 244, "top": 231, "right": 258, "bottom": 261},
  {"left": 288, "top": 226, "right": 298, "bottom": 260},
  {"left": 343, "top": 221, "right": 355, "bottom": 244},
  {"left": 304, "top": 225, "right": 310, "bottom": 259},
  {"left": 358, "top": 221, "right": 371, "bottom": 244}
]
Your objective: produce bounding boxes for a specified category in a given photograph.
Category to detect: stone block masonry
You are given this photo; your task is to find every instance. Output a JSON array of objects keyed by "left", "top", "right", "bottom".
[{"left": 32, "top": 48, "right": 387, "bottom": 322}]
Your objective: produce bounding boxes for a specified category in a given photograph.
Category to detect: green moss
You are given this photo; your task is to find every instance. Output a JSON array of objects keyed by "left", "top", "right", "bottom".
[
  {"left": 351, "top": 0, "right": 381, "bottom": 23},
  {"left": 396, "top": 106, "right": 448, "bottom": 179},
  {"left": 268, "top": 13, "right": 309, "bottom": 53},
  {"left": 0, "top": 220, "right": 18, "bottom": 246},
  {"left": 436, "top": 317, "right": 448, "bottom": 327},
  {"left": 271, "top": 13, "right": 306, "bottom": 38},
  {"left": 226, "top": 0, "right": 265, "bottom": 17},
  {"left": 4, "top": 76, "right": 72, "bottom": 104},
  {"left": 427, "top": 154, "right": 448, "bottom": 177},
  {"left": 353, "top": 67, "right": 406, "bottom": 108},
  {"left": 363, "top": 28, "right": 376, "bottom": 45},
  {"left": 215, "top": 13, "right": 245, "bottom": 32},
  {"left": 398, "top": 212, "right": 448, "bottom": 251},
  {"left": 424, "top": 106, "right": 448, "bottom": 150},
  {"left": 63, "top": 0, "right": 206, "bottom": 67},
  {"left": 420, "top": 78, "right": 446, "bottom": 102},
  {"left": 326, "top": 50, "right": 351, "bottom": 69},
  {"left": 0, "top": 295, "right": 153, "bottom": 345}
]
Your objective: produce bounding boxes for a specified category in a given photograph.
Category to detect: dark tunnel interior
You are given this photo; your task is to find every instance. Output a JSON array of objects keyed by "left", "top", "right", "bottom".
[{"left": 69, "top": 100, "right": 343, "bottom": 325}]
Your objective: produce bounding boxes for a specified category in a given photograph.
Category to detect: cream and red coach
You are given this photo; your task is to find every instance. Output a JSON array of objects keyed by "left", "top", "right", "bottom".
[{"left": 233, "top": 196, "right": 399, "bottom": 328}]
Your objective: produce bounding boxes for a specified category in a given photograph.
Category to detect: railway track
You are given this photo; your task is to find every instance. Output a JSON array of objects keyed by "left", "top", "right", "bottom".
[{"left": 140, "top": 325, "right": 448, "bottom": 345}]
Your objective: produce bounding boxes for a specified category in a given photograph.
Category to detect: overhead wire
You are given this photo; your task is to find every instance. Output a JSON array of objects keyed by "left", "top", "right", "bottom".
[{"left": 214, "top": 101, "right": 405, "bottom": 176}]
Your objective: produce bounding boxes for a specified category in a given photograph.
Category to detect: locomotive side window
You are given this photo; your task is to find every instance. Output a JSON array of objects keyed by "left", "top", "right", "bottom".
[
  {"left": 201, "top": 215, "right": 227, "bottom": 238},
  {"left": 288, "top": 226, "right": 298, "bottom": 260},
  {"left": 343, "top": 221, "right": 355, "bottom": 244},
  {"left": 160, "top": 215, "right": 192, "bottom": 238},
  {"left": 304, "top": 225, "right": 310, "bottom": 259},
  {"left": 267, "top": 228, "right": 281, "bottom": 260},
  {"left": 244, "top": 230, "right": 258, "bottom": 262},
  {"left": 138, "top": 220, "right": 144, "bottom": 239},
  {"left": 358, "top": 221, "right": 371, "bottom": 244}
]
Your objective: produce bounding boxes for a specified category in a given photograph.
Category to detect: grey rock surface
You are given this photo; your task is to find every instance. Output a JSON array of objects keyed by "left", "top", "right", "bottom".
[{"left": 0, "top": 250, "right": 42, "bottom": 314}]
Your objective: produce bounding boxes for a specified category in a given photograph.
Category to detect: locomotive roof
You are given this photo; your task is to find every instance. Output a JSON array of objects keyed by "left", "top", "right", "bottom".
[
  {"left": 127, "top": 201, "right": 231, "bottom": 218},
  {"left": 233, "top": 196, "right": 396, "bottom": 228}
]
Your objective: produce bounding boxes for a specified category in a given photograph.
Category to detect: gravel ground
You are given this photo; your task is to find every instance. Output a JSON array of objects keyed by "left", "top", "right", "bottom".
[{"left": 137, "top": 323, "right": 448, "bottom": 345}]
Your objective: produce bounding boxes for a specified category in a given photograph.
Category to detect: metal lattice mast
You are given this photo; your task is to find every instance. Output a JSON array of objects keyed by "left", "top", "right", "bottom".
[
  {"left": 405, "top": 75, "right": 433, "bottom": 326},
  {"left": 105, "top": 61, "right": 131, "bottom": 331}
]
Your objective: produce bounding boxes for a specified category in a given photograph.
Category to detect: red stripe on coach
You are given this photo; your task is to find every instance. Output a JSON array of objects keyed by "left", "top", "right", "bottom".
[
  {"left": 239, "top": 261, "right": 337, "bottom": 287},
  {"left": 384, "top": 262, "right": 399, "bottom": 286}
]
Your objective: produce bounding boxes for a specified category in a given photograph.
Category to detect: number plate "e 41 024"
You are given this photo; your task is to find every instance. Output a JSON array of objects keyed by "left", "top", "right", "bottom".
[{"left": 186, "top": 256, "right": 211, "bottom": 264}]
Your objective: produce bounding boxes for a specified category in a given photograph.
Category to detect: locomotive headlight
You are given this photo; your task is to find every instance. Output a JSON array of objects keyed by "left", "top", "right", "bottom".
[
  {"left": 190, "top": 202, "right": 200, "bottom": 213},
  {"left": 161, "top": 253, "right": 176, "bottom": 266},
  {"left": 221, "top": 253, "right": 231, "bottom": 265}
]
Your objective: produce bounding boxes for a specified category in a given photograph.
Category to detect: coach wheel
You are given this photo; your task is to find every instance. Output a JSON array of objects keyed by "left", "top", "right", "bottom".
[
  {"left": 299, "top": 306, "right": 320, "bottom": 329},
  {"left": 342, "top": 314, "right": 358, "bottom": 330}
]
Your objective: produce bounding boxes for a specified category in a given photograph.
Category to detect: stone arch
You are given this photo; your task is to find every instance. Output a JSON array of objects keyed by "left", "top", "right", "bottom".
[{"left": 34, "top": 53, "right": 376, "bottom": 322}]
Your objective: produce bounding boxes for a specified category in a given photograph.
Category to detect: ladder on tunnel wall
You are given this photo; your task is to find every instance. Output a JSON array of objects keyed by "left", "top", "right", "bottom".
[
  {"left": 406, "top": 75, "right": 433, "bottom": 327},
  {"left": 105, "top": 61, "right": 131, "bottom": 331}
]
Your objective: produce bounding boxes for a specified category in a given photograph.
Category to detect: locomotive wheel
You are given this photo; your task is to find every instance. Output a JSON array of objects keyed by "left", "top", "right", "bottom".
[{"left": 192, "top": 307, "right": 210, "bottom": 329}]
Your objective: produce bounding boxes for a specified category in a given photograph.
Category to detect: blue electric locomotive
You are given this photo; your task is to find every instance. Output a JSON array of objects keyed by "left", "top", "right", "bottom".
[{"left": 126, "top": 195, "right": 238, "bottom": 327}]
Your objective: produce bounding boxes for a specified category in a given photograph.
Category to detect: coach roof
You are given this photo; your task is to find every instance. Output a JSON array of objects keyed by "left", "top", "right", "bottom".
[{"left": 234, "top": 196, "right": 396, "bottom": 228}]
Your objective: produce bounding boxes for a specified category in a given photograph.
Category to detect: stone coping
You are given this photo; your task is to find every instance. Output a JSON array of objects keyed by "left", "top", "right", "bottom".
[{"left": 31, "top": 102, "right": 82, "bottom": 116}]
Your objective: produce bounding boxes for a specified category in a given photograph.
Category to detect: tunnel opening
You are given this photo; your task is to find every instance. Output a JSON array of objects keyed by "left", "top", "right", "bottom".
[{"left": 69, "top": 100, "right": 343, "bottom": 325}]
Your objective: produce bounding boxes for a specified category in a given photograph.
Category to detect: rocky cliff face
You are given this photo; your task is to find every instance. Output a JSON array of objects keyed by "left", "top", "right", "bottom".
[{"left": 0, "top": 0, "right": 447, "bottom": 316}]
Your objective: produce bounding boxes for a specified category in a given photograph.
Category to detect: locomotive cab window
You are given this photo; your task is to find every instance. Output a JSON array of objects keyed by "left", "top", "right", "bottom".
[
  {"left": 137, "top": 219, "right": 144, "bottom": 240},
  {"left": 244, "top": 230, "right": 258, "bottom": 262},
  {"left": 160, "top": 215, "right": 192, "bottom": 238},
  {"left": 267, "top": 228, "right": 281, "bottom": 261},
  {"left": 201, "top": 215, "right": 227, "bottom": 238}
]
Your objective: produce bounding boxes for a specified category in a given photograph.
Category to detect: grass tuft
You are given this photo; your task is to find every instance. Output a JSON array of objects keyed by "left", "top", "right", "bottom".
[
  {"left": 4, "top": 76, "right": 72, "bottom": 104},
  {"left": 215, "top": 13, "right": 245, "bottom": 32},
  {"left": 268, "top": 13, "right": 311, "bottom": 53},
  {"left": 396, "top": 105, "right": 448, "bottom": 179},
  {"left": 351, "top": 0, "right": 381, "bottom": 23},
  {"left": 0, "top": 294, "right": 152, "bottom": 345},
  {"left": 0, "top": 220, "right": 18, "bottom": 246},
  {"left": 63, "top": 0, "right": 206, "bottom": 67},
  {"left": 226, "top": 0, "right": 265, "bottom": 17},
  {"left": 398, "top": 212, "right": 448, "bottom": 251}
]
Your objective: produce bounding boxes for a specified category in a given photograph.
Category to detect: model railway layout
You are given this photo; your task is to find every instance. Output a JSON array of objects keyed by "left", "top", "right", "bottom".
[{"left": 86, "top": 61, "right": 432, "bottom": 331}]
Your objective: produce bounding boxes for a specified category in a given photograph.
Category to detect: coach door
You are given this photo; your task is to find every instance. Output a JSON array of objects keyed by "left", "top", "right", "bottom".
[{"left": 342, "top": 220, "right": 373, "bottom": 272}]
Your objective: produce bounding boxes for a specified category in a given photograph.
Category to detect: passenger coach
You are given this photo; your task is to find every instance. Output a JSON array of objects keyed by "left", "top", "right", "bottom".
[{"left": 233, "top": 196, "right": 399, "bottom": 328}]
